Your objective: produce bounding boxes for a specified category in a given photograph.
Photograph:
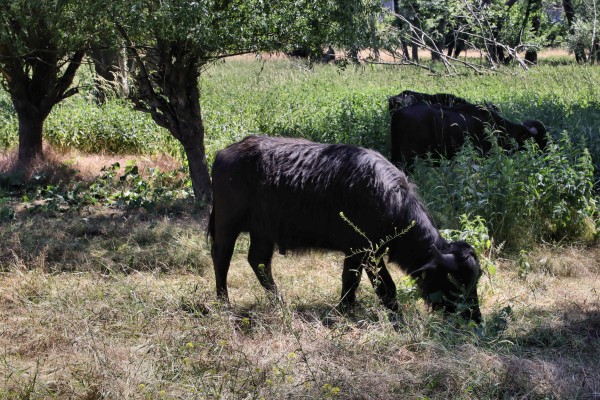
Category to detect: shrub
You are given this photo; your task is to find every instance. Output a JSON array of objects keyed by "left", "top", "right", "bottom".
[{"left": 412, "top": 133, "right": 597, "bottom": 249}]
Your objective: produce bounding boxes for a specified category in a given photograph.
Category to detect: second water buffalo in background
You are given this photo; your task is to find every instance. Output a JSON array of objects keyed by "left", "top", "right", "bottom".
[
  {"left": 388, "top": 90, "right": 472, "bottom": 114},
  {"left": 391, "top": 103, "right": 547, "bottom": 166}
]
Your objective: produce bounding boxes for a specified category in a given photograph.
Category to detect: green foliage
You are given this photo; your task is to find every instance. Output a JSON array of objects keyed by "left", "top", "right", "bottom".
[
  {"left": 567, "top": 0, "right": 600, "bottom": 63},
  {"left": 44, "top": 100, "right": 178, "bottom": 155},
  {"left": 27, "top": 161, "right": 192, "bottom": 213},
  {"left": 0, "top": 0, "right": 89, "bottom": 55},
  {"left": 441, "top": 214, "right": 496, "bottom": 276},
  {"left": 106, "top": 0, "right": 383, "bottom": 59},
  {"left": 413, "top": 133, "right": 597, "bottom": 249}
]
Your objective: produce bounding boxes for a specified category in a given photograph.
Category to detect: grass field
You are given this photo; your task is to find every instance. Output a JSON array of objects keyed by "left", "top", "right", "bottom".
[{"left": 1, "top": 57, "right": 600, "bottom": 399}]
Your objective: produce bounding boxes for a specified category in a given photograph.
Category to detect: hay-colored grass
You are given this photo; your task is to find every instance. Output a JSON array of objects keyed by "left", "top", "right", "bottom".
[{"left": 1, "top": 204, "right": 598, "bottom": 399}]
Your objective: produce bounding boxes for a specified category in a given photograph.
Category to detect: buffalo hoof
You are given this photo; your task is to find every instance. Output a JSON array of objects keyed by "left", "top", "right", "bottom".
[{"left": 388, "top": 312, "right": 405, "bottom": 331}]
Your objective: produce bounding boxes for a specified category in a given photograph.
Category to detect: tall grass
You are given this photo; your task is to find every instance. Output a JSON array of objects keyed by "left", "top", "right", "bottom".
[
  {"left": 2, "top": 59, "right": 599, "bottom": 165},
  {"left": 0, "top": 59, "right": 598, "bottom": 249},
  {"left": 413, "top": 135, "right": 597, "bottom": 249}
]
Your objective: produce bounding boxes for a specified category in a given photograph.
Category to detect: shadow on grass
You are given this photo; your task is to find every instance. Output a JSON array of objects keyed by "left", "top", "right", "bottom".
[
  {"left": 484, "top": 303, "right": 600, "bottom": 399},
  {"left": 0, "top": 154, "right": 81, "bottom": 193},
  {"left": 515, "top": 304, "right": 600, "bottom": 349},
  {"left": 0, "top": 207, "right": 211, "bottom": 274}
]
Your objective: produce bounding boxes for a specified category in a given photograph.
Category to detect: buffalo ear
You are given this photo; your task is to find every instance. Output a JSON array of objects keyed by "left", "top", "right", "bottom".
[
  {"left": 528, "top": 126, "right": 539, "bottom": 136},
  {"left": 432, "top": 245, "right": 459, "bottom": 272}
]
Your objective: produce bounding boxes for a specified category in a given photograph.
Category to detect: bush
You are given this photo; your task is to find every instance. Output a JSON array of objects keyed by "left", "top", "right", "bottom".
[{"left": 412, "top": 133, "right": 597, "bottom": 249}]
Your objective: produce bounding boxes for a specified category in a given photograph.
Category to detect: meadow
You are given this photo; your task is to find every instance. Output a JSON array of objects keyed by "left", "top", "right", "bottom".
[{"left": 0, "top": 56, "right": 599, "bottom": 399}]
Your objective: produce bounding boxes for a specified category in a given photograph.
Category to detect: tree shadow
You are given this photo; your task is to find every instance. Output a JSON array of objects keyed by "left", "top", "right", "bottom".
[
  {"left": 0, "top": 151, "right": 81, "bottom": 192},
  {"left": 0, "top": 207, "right": 211, "bottom": 274}
]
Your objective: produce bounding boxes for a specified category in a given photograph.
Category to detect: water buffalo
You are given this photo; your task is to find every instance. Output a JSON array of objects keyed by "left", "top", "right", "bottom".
[
  {"left": 390, "top": 103, "right": 547, "bottom": 166},
  {"left": 208, "top": 135, "right": 483, "bottom": 322}
]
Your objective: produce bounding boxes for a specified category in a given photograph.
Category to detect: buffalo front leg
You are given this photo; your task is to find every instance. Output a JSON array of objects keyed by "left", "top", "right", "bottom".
[
  {"left": 365, "top": 260, "right": 399, "bottom": 312},
  {"left": 340, "top": 253, "right": 364, "bottom": 308},
  {"left": 248, "top": 233, "right": 277, "bottom": 299}
]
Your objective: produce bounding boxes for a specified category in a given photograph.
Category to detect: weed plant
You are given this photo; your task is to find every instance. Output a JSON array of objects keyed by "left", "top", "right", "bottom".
[
  {"left": 31, "top": 161, "right": 194, "bottom": 213},
  {"left": 412, "top": 134, "right": 597, "bottom": 249}
]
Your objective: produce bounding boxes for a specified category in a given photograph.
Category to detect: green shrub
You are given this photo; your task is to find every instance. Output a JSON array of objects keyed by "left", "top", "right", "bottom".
[
  {"left": 412, "top": 134, "right": 597, "bottom": 249},
  {"left": 441, "top": 214, "right": 496, "bottom": 276}
]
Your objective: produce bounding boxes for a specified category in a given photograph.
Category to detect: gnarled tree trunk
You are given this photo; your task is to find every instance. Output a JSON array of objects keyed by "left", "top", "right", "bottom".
[{"left": 123, "top": 37, "right": 213, "bottom": 202}]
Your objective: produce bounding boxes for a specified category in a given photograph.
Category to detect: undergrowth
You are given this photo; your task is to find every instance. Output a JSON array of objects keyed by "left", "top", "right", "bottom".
[{"left": 413, "top": 134, "right": 597, "bottom": 249}]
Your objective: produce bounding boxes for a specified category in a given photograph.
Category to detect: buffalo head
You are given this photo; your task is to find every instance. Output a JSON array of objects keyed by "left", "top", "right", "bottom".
[
  {"left": 412, "top": 241, "right": 482, "bottom": 323},
  {"left": 522, "top": 120, "right": 548, "bottom": 150}
]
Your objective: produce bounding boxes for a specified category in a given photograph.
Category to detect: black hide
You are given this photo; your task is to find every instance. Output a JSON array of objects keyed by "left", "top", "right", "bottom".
[
  {"left": 208, "top": 135, "right": 482, "bottom": 322},
  {"left": 388, "top": 90, "right": 471, "bottom": 114}
]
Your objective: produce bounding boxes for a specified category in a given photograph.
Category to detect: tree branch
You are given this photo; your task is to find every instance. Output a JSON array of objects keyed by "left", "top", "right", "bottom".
[
  {"left": 115, "top": 22, "right": 176, "bottom": 137},
  {"left": 51, "top": 49, "right": 85, "bottom": 105}
]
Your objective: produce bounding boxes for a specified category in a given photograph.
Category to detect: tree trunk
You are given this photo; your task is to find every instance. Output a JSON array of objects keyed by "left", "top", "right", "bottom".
[
  {"left": 16, "top": 110, "right": 45, "bottom": 162},
  {"left": 182, "top": 134, "right": 212, "bottom": 203},
  {"left": 125, "top": 41, "right": 213, "bottom": 202},
  {"left": 401, "top": 41, "right": 411, "bottom": 61},
  {"left": 521, "top": 0, "right": 541, "bottom": 64},
  {"left": 412, "top": 44, "right": 419, "bottom": 62},
  {"left": 4, "top": 46, "right": 84, "bottom": 167},
  {"left": 562, "top": 0, "right": 585, "bottom": 63},
  {"left": 431, "top": 21, "right": 448, "bottom": 62},
  {"left": 168, "top": 91, "right": 213, "bottom": 203}
]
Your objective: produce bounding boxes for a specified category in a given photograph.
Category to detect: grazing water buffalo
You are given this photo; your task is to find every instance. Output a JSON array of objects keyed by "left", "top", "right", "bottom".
[
  {"left": 390, "top": 103, "right": 547, "bottom": 166},
  {"left": 208, "top": 135, "right": 482, "bottom": 322}
]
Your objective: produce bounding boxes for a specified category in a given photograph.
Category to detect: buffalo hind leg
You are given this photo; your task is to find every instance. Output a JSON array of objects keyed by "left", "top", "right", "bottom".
[
  {"left": 248, "top": 233, "right": 278, "bottom": 299},
  {"left": 212, "top": 227, "right": 241, "bottom": 304},
  {"left": 340, "top": 253, "right": 364, "bottom": 309},
  {"left": 365, "top": 260, "right": 399, "bottom": 312}
]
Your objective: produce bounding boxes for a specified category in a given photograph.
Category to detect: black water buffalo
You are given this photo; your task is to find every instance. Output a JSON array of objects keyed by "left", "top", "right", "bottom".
[
  {"left": 208, "top": 135, "right": 483, "bottom": 322},
  {"left": 390, "top": 103, "right": 547, "bottom": 166}
]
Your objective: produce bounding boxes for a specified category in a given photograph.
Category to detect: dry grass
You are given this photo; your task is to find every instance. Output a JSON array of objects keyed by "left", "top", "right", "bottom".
[
  {"left": 0, "top": 145, "right": 183, "bottom": 186},
  {"left": 1, "top": 151, "right": 598, "bottom": 399},
  {"left": 1, "top": 204, "right": 599, "bottom": 399}
]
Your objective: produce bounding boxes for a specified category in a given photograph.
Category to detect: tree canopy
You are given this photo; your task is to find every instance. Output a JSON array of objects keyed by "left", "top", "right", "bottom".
[{"left": 97, "top": 0, "right": 384, "bottom": 201}]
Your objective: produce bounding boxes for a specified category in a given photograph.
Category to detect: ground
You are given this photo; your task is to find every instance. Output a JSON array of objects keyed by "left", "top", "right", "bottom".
[{"left": 0, "top": 151, "right": 599, "bottom": 398}]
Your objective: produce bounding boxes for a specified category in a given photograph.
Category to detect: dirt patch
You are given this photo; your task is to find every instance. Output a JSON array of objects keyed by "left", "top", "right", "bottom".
[{"left": 0, "top": 145, "right": 183, "bottom": 186}]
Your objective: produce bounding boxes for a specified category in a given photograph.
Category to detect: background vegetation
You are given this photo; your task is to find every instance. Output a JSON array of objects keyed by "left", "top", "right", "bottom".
[{"left": 1, "top": 58, "right": 598, "bottom": 247}]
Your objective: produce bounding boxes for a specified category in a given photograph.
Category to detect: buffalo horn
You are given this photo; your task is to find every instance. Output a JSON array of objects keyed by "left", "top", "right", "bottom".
[{"left": 432, "top": 245, "right": 459, "bottom": 272}]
